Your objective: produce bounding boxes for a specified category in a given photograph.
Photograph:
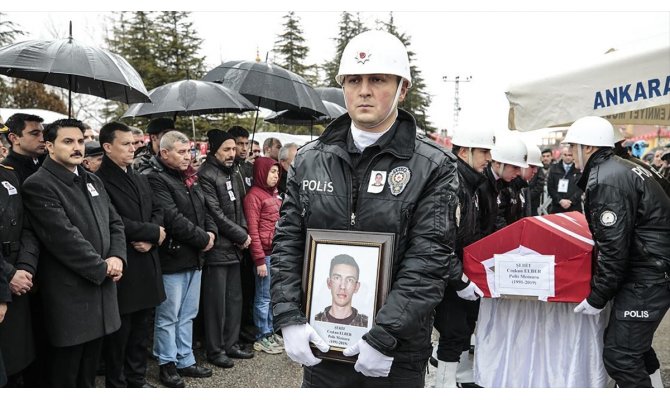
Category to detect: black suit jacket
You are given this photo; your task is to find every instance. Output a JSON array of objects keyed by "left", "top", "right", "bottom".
[
  {"left": 22, "top": 156, "right": 126, "bottom": 347},
  {"left": 96, "top": 156, "right": 166, "bottom": 315}
]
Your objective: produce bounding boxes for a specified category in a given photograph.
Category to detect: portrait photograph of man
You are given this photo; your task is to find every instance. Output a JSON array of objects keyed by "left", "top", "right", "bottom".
[
  {"left": 308, "top": 244, "right": 379, "bottom": 350},
  {"left": 314, "top": 254, "right": 369, "bottom": 328}
]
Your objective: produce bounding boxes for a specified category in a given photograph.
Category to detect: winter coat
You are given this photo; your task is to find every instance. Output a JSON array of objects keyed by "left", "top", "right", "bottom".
[
  {"left": 143, "top": 156, "right": 217, "bottom": 274},
  {"left": 243, "top": 157, "right": 282, "bottom": 267},
  {"left": 578, "top": 148, "right": 670, "bottom": 308},
  {"left": 96, "top": 155, "right": 166, "bottom": 314},
  {"left": 199, "top": 155, "right": 248, "bottom": 267},
  {"left": 270, "top": 110, "right": 459, "bottom": 362},
  {"left": 22, "top": 157, "right": 126, "bottom": 347},
  {"left": 0, "top": 164, "right": 38, "bottom": 374}
]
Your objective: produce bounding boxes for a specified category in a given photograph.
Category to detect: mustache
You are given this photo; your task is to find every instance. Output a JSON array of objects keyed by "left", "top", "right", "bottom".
[{"left": 71, "top": 151, "right": 83, "bottom": 157}]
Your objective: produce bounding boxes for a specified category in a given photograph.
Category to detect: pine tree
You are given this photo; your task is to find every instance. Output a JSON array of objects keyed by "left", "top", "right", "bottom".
[
  {"left": 155, "top": 11, "right": 206, "bottom": 83},
  {"left": 0, "top": 13, "right": 25, "bottom": 108},
  {"left": 9, "top": 80, "right": 68, "bottom": 114},
  {"left": 378, "top": 13, "right": 435, "bottom": 132},
  {"left": 104, "top": 11, "right": 213, "bottom": 137},
  {"left": 322, "top": 12, "right": 366, "bottom": 87},
  {"left": 273, "top": 12, "right": 316, "bottom": 85}
]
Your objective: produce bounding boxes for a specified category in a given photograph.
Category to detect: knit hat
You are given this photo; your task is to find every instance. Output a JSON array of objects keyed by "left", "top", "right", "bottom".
[
  {"left": 146, "top": 118, "right": 175, "bottom": 135},
  {"left": 207, "top": 129, "right": 236, "bottom": 153}
]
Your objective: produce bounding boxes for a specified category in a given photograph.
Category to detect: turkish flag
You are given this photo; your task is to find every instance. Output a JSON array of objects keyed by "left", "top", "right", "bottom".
[{"left": 463, "top": 212, "right": 593, "bottom": 303}]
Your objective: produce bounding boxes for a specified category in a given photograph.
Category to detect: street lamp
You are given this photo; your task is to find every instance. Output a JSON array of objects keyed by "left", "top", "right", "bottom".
[{"left": 443, "top": 75, "right": 472, "bottom": 129}]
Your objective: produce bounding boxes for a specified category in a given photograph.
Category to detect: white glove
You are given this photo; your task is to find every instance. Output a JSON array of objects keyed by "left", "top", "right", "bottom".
[
  {"left": 573, "top": 299, "right": 603, "bottom": 315},
  {"left": 281, "top": 323, "right": 330, "bottom": 367},
  {"left": 343, "top": 339, "right": 394, "bottom": 377},
  {"left": 456, "top": 281, "right": 484, "bottom": 301}
]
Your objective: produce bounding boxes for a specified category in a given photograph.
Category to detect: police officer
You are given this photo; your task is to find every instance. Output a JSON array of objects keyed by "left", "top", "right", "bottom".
[
  {"left": 566, "top": 116, "right": 670, "bottom": 388},
  {"left": 479, "top": 136, "right": 529, "bottom": 234},
  {"left": 0, "top": 123, "right": 40, "bottom": 387},
  {"left": 432, "top": 127, "right": 492, "bottom": 387},
  {"left": 270, "top": 30, "right": 460, "bottom": 387}
]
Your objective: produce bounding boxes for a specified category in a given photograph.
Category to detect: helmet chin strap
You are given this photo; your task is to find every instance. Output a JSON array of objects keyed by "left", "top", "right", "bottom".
[{"left": 576, "top": 144, "right": 585, "bottom": 170}]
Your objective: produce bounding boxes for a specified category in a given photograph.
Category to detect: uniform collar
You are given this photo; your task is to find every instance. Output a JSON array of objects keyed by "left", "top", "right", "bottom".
[
  {"left": 577, "top": 148, "right": 612, "bottom": 190},
  {"left": 320, "top": 109, "right": 417, "bottom": 159}
]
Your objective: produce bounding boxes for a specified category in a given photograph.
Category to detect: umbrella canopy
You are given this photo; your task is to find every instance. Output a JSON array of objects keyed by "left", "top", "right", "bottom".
[
  {"left": 506, "top": 42, "right": 670, "bottom": 131},
  {"left": 265, "top": 100, "right": 346, "bottom": 126},
  {"left": 315, "top": 86, "right": 345, "bottom": 108},
  {"left": 122, "top": 79, "right": 256, "bottom": 119},
  {"left": 0, "top": 29, "right": 150, "bottom": 117},
  {"left": 202, "top": 60, "right": 328, "bottom": 117}
]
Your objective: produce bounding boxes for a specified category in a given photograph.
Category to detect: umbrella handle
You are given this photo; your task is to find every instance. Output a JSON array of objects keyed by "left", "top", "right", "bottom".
[{"left": 250, "top": 97, "right": 262, "bottom": 148}]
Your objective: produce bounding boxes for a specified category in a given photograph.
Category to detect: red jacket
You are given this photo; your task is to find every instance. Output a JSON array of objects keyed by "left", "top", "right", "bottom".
[{"left": 243, "top": 157, "right": 282, "bottom": 266}]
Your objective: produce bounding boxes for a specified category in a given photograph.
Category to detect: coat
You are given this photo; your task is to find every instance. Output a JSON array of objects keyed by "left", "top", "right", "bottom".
[
  {"left": 1, "top": 150, "right": 43, "bottom": 185},
  {"left": 22, "top": 156, "right": 126, "bottom": 347},
  {"left": 577, "top": 149, "right": 670, "bottom": 308},
  {"left": 198, "top": 155, "right": 248, "bottom": 267},
  {"left": 143, "top": 156, "right": 217, "bottom": 274},
  {"left": 96, "top": 155, "right": 166, "bottom": 315},
  {"left": 0, "top": 164, "right": 39, "bottom": 374},
  {"left": 244, "top": 157, "right": 282, "bottom": 267},
  {"left": 271, "top": 110, "right": 459, "bottom": 362},
  {"left": 0, "top": 263, "right": 10, "bottom": 386}
]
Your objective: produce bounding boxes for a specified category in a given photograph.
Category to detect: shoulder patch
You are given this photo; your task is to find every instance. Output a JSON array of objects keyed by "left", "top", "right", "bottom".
[
  {"left": 0, "top": 164, "right": 14, "bottom": 170},
  {"left": 599, "top": 210, "right": 617, "bottom": 226}
]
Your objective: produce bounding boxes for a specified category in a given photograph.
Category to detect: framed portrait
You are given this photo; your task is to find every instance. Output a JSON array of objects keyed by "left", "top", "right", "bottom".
[{"left": 302, "top": 229, "right": 394, "bottom": 363}]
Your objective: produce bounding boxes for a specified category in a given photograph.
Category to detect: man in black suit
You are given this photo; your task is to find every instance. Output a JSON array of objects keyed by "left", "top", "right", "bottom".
[
  {"left": 22, "top": 119, "right": 126, "bottom": 388},
  {"left": 547, "top": 146, "right": 583, "bottom": 213},
  {"left": 96, "top": 122, "right": 167, "bottom": 388}
]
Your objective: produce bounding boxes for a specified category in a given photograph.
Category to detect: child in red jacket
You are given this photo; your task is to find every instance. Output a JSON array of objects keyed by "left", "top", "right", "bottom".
[{"left": 243, "top": 157, "right": 284, "bottom": 354}]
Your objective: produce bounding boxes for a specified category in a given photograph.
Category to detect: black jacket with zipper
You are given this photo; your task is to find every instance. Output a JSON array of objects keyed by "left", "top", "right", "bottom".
[
  {"left": 270, "top": 110, "right": 460, "bottom": 362},
  {"left": 578, "top": 148, "right": 670, "bottom": 309}
]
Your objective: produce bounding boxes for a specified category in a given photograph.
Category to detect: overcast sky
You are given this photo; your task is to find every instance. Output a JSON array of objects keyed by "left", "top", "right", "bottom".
[{"left": 3, "top": 3, "right": 669, "bottom": 137}]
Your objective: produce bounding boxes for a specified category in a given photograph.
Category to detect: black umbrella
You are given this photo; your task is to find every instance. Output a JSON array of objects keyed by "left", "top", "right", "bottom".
[
  {"left": 265, "top": 100, "right": 346, "bottom": 139},
  {"left": 202, "top": 60, "right": 328, "bottom": 134},
  {"left": 315, "top": 87, "right": 345, "bottom": 108},
  {"left": 122, "top": 79, "right": 256, "bottom": 119},
  {"left": 265, "top": 100, "right": 346, "bottom": 126},
  {"left": 0, "top": 23, "right": 150, "bottom": 117}
]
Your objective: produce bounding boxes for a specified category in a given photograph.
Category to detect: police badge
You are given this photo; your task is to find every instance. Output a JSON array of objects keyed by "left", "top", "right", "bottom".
[{"left": 388, "top": 166, "right": 411, "bottom": 196}]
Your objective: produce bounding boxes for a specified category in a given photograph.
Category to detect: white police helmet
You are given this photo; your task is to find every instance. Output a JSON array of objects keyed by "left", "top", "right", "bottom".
[
  {"left": 336, "top": 30, "right": 412, "bottom": 88},
  {"left": 562, "top": 116, "right": 615, "bottom": 148}
]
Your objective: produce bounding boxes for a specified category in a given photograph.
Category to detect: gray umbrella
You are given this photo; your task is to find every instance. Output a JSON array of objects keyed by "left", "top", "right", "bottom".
[
  {"left": 0, "top": 23, "right": 150, "bottom": 117},
  {"left": 202, "top": 60, "right": 328, "bottom": 131},
  {"left": 315, "top": 87, "right": 345, "bottom": 108},
  {"left": 122, "top": 79, "right": 256, "bottom": 119}
]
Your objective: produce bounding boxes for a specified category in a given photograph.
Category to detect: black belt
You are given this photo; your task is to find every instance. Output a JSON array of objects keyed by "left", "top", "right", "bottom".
[{"left": 1, "top": 241, "right": 19, "bottom": 257}]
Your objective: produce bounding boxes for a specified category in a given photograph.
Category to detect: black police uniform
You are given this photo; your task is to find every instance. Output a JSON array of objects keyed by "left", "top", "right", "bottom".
[{"left": 577, "top": 148, "right": 670, "bottom": 388}]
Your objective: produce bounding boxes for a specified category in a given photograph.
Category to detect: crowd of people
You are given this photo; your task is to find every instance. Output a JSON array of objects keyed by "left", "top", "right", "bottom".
[
  {"left": 0, "top": 29, "right": 669, "bottom": 389},
  {"left": 0, "top": 112, "right": 301, "bottom": 388}
]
